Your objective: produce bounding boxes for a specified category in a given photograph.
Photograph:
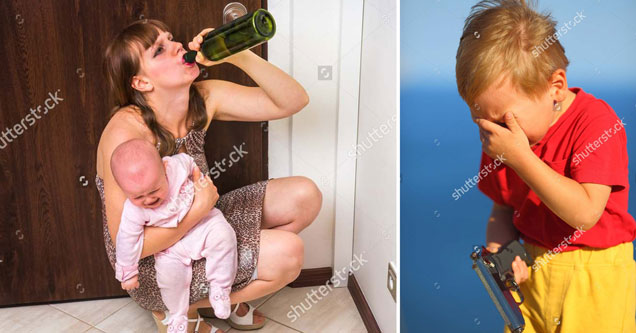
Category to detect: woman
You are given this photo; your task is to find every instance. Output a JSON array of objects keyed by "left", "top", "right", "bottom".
[{"left": 96, "top": 19, "right": 322, "bottom": 333}]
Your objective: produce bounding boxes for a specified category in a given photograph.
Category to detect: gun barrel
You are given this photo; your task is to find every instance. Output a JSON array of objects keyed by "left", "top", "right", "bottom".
[{"left": 473, "top": 258, "right": 525, "bottom": 332}]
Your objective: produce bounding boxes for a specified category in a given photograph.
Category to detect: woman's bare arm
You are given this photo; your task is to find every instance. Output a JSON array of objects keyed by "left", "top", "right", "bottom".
[
  {"left": 101, "top": 113, "right": 146, "bottom": 244},
  {"left": 204, "top": 51, "right": 309, "bottom": 121},
  {"left": 187, "top": 29, "right": 309, "bottom": 122}
]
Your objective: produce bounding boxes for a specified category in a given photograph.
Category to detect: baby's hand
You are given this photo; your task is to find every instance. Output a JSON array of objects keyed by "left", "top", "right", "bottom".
[
  {"left": 121, "top": 276, "right": 140, "bottom": 291},
  {"left": 475, "top": 112, "right": 531, "bottom": 168}
]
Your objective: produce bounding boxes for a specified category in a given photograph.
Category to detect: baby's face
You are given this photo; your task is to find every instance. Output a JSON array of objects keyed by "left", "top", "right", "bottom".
[
  {"left": 122, "top": 161, "right": 170, "bottom": 209},
  {"left": 471, "top": 77, "right": 555, "bottom": 146}
]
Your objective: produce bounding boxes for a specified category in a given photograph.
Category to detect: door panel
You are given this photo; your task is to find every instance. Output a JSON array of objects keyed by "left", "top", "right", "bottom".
[{"left": 0, "top": 0, "right": 268, "bottom": 306}]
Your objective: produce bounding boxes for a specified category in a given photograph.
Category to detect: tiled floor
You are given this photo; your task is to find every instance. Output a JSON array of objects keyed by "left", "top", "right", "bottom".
[{"left": 0, "top": 286, "right": 367, "bottom": 332}]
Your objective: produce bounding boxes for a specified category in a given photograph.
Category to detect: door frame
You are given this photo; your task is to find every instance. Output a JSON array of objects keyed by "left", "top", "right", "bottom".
[
  {"left": 268, "top": 0, "right": 364, "bottom": 287},
  {"left": 333, "top": 0, "right": 364, "bottom": 287}
]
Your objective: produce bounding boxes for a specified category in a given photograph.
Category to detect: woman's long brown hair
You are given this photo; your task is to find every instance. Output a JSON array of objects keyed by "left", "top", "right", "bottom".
[{"left": 103, "top": 19, "right": 207, "bottom": 157}]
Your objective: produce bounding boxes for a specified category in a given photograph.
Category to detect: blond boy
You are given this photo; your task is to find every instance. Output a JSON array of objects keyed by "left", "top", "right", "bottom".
[{"left": 456, "top": 1, "right": 636, "bottom": 332}]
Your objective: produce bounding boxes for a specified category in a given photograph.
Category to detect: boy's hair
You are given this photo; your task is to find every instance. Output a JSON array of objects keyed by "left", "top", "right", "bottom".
[{"left": 456, "top": 0, "right": 569, "bottom": 106}]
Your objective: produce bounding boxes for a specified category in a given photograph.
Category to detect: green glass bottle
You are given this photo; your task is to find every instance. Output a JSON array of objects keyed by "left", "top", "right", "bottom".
[{"left": 183, "top": 9, "right": 275, "bottom": 63}]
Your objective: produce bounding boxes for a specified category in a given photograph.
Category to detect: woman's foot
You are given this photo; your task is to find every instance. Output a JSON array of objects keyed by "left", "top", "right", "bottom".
[
  {"left": 187, "top": 318, "right": 223, "bottom": 333},
  {"left": 233, "top": 302, "right": 266, "bottom": 326},
  {"left": 152, "top": 311, "right": 225, "bottom": 333},
  {"left": 226, "top": 302, "right": 266, "bottom": 330},
  {"left": 199, "top": 303, "right": 265, "bottom": 325}
]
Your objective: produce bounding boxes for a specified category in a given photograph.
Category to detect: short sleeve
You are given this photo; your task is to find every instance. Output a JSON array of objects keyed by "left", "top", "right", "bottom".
[
  {"left": 477, "top": 152, "right": 506, "bottom": 205},
  {"left": 569, "top": 102, "right": 628, "bottom": 189}
]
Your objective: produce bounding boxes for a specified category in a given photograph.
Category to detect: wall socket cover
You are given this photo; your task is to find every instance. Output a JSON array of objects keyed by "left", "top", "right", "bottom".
[{"left": 387, "top": 261, "right": 397, "bottom": 302}]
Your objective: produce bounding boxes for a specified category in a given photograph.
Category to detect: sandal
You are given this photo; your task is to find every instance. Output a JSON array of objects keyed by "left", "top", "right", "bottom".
[
  {"left": 226, "top": 303, "right": 266, "bottom": 330},
  {"left": 152, "top": 311, "right": 221, "bottom": 333},
  {"left": 152, "top": 311, "right": 170, "bottom": 333},
  {"left": 188, "top": 313, "right": 220, "bottom": 333},
  {"left": 198, "top": 307, "right": 216, "bottom": 319}
]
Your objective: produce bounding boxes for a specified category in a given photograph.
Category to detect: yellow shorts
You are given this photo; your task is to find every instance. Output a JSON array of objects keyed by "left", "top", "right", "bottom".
[{"left": 503, "top": 241, "right": 636, "bottom": 333}]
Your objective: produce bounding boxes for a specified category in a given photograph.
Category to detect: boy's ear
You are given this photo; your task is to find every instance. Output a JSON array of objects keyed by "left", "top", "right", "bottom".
[
  {"left": 548, "top": 69, "right": 568, "bottom": 102},
  {"left": 131, "top": 75, "right": 153, "bottom": 92}
]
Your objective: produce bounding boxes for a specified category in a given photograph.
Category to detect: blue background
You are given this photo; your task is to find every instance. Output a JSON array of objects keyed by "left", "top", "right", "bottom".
[{"left": 400, "top": 0, "right": 636, "bottom": 331}]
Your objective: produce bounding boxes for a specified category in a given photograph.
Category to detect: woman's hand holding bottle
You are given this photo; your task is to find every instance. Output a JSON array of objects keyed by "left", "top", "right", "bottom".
[{"left": 188, "top": 28, "right": 247, "bottom": 67}]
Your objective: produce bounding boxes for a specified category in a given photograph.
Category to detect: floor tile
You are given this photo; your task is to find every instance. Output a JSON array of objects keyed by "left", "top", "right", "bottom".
[
  {"left": 0, "top": 304, "right": 91, "bottom": 332},
  {"left": 94, "top": 300, "right": 231, "bottom": 333},
  {"left": 51, "top": 297, "right": 132, "bottom": 326},
  {"left": 204, "top": 317, "right": 231, "bottom": 332},
  {"left": 83, "top": 327, "right": 106, "bottom": 332},
  {"left": 249, "top": 289, "right": 282, "bottom": 308},
  {"left": 258, "top": 286, "right": 366, "bottom": 333},
  {"left": 94, "top": 301, "right": 157, "bottom": 332}
]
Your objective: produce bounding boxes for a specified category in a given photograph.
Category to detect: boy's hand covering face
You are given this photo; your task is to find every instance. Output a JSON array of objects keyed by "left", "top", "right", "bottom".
[{"left": 475, "top": 111, "right": 531, "bottom": 165}]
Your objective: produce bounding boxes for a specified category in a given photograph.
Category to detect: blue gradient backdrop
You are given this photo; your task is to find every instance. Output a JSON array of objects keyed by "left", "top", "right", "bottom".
[{"left": 400, "top": 0, "right": 636, "bottom": 331}]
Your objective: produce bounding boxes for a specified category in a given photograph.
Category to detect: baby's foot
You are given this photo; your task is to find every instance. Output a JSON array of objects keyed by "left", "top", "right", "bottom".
[
  {"left": 209, "top": 286, "right": 232, "bottom": 319},
  {"left": 166, "top": 315, "right": 188, "bottom": 333}
]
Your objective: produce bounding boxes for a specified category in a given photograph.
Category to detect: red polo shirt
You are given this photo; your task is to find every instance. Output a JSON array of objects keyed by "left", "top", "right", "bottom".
[{"left": 478, "top": 87, "right": 636, "bottom": 251}]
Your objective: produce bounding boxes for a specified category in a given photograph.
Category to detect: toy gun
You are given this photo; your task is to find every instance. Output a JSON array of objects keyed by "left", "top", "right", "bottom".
[{"left": 470, "top": 240, "right": 534, "bottom": 333}]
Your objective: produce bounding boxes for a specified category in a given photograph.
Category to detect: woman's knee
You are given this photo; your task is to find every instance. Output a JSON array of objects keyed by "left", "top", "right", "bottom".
[
  {"left": 281, "top": 233, "right": 304, "bottom": 282},
  {"left": 268, "top": 232, "right": 304, "bottom": 282},
  {"left": 291, "top": 176, "right": 322, "bottom": 219},
  {"left": 258, "top": 230, "right": 304, "bottom": 283}
]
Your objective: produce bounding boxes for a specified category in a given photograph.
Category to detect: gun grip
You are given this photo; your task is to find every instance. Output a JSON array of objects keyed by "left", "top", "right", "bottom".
[{"left": 491, "top": 240, "right": 534, "bottom": 281}]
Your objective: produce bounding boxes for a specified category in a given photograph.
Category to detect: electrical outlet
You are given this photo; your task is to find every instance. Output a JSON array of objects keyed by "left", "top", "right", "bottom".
[{"left": 387, "top": 261, "right": 397, "bottom": 302}]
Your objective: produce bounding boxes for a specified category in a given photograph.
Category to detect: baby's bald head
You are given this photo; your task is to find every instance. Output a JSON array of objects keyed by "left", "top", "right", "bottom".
[{"left": 111, "top": 139, "right": 164, "bottom": 197}]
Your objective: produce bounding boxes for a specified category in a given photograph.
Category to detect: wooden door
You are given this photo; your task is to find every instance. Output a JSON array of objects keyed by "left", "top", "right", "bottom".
[{"left": 0, "top": 0, "right": 268, "bottom": 307}]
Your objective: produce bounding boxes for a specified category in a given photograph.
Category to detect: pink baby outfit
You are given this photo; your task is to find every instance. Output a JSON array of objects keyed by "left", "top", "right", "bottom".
[{"left": 115, "top": 153, "right": 237, "bottom": 331}]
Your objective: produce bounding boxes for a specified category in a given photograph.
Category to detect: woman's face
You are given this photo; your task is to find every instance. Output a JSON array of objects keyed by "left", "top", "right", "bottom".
[{"left": 136, "top": 30, "right": 199, "bottom": 90}]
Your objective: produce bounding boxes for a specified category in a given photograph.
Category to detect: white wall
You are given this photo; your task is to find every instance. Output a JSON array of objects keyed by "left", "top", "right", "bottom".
[
  {"left": 268, "top": 1, "right": 397, "bottom": 331},
  {"left": 352, "top": 0, "right": 398, "bottom": 332},
  {"left": 268, "top": 0, "right": 343, "bottom": 268}
]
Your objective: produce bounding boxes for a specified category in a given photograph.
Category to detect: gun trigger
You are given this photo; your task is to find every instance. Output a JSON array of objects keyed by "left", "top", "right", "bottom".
[{"left": 510, "top": 280, "right": 520, "bottom": 292}]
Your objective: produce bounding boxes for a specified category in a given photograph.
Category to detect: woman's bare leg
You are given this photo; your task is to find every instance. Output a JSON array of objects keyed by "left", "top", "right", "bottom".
[
  {"left": 154, "top": 176, "right": 320, "bottom": 330},
  {"left": 229, "top": 229, "right": 304, "bottom": 302},
  {"left": 261, "top": 176, "right": 322, "bottom": 233},
  {"left": 153, "top": 228, "right": 305, "bottom": 330}
]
